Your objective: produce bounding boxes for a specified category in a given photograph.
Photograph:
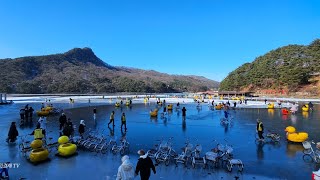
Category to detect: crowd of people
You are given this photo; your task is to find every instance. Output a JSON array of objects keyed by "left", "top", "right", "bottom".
[
  {"left": 116, "top": 150, "right": 156, "bottom": 180},
  {"left": 19, "top": 104, "right": 34, "bottom": 125}
]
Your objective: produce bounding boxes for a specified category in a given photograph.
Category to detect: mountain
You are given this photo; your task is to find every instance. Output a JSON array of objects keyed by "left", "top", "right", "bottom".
[
  {"left": 219, "top": 39, "right": 320, "bottom": 95},
  {"left": 0, "top": 48, "right": 219, "bottom": 93}
]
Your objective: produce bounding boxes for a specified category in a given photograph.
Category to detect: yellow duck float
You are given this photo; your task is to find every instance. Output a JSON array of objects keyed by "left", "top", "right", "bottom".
[
  {"left": 285, "top": 126, "right": 308, "bottom": 143},
  {"left": 36, "top": 110, "right": 50, "bottom": 116},
  {"left": 115, "top": 102, "right": 120, "bottom": 107},
  {"left": 29, "top": 139, "right": 49, "bottom": 163},
  {"left": 267, "top": 103, "right": 274, "bottom": 109},
  {"left": 150, "top": 108, "right": 158, "bottom": 117},
  {"left": 167, "top": 104, "right": 173, "bottom": 110},
  {"left": 57, "top": 136, "right": 77, "bottom": 157},
  {"left": 215, "top": 104, "right": 223, "bottom": 110},
  {"left": 43, "top": 106, "right": 53, "bottom": 111},
  {"left": 302, "top": 104, "right": 309, "bottom": 112}
]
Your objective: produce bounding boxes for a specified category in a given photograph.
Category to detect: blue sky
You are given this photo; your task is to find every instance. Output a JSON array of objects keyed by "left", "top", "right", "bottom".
[{"left": 0, "top": 0, "right": 319, "bottom": 81}]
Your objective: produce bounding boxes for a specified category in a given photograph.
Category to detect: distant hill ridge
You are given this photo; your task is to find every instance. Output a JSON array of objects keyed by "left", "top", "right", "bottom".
[
  {"left": 220, "top": 39, "right": 320, "bottom": 96},
  {"left": 0, "top": 48, "right": 219, "bottom": 93}
]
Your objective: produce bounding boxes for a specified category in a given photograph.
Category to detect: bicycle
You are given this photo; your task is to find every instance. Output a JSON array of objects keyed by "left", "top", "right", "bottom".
[
  {"left": 111, "top": 137, "right": 129, "bottom": 155},
  {"left": 255, "top": 130, "right": 281, "bottom": 144},
  {"left": 302, "top": 140, "right": 320, "bottom": 163},
  {"left": 44, "top": 137, "right": 59, "bottom": 153},
  {"left": 18, "top": 135, "right": 32, "bottom": 158},
  {"left": 191, "top": 143, "right": 206, "bottom": 169},
  {"left": 147, "top": 139, "right": 163, "bottom": 158},
  {"left": 216, "top": 140, "right": 243, "bottom": 172},
  {"left": 220, "top": 116, "right": 234, "bottom": 126},
  {"left": 174, "top": 139, "right": 193, "bottom": 167},
  {"left": 94, "top": 135, "right": 117, "bottom": 154},
  {"left": 154, "top": 137, "right": 174, "bottom": 166},
  {"left": 204, "top": 140, "right": 220, "bottom": 168}
]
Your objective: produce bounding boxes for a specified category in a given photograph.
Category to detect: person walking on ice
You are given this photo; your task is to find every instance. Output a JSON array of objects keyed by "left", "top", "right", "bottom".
[
  {"left": 121, "top": 112, "right": 127, "bottom": 131},
  {"left": 116, "top": 155, "right": 135, "bottom": 180},
  {"left": 108, "top": 111, "right": 115, "bottom": 127}
]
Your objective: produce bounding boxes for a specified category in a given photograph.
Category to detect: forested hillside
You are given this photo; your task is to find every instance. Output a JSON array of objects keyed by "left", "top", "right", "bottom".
[
  {"left": 220, "top": 39, "right": 320, "bottom": 95},
  {"left": 0, "top": 48, "right": 219, "bottom": 93}
]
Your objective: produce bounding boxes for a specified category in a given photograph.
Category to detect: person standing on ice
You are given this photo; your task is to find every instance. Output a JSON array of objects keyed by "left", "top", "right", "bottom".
[
  {"left": 308, "top": 102, "right": 314, "bottom": 111},
  {"left": 117, "top": 155, "right": 135, "bottom": 180},
  {"left": 121, "top": 113, "right": 127, "bottom": 131},
  {"left": 224, "top": 110, "right": 229, "bottom": 119},
  {"left": 182, "top": 107, "right": 187, "bottom": 117},
  {"left": 59, "top": 113, "right": 67, "bottom": 130},
  {"left": 93, "top": 107, "right": 97, "bottom": 120},
  {"left": 256, "top": 119, "right": 264, "bottom": 141},
  {"left": 79, "top": 120, "right": 85, "bottom": 138}
]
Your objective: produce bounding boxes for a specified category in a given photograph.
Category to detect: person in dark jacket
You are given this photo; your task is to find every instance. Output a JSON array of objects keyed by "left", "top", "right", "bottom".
[
  {"left": 29, "top": 107, "right": 34, "bottom": 120},
  {"left": 66, "top": 118, "right": 74, "bottom": 137},
  {"left": 308, "top": 102, "right": 314, "bottom": 110},
  {"left": 59, "top": 113, "right": 67, "bottom": 130},
  {"left": 135, "top": 149, "right": 156, "bottom": 180},
  {"left": 7, "top": 122, "right": 18, "bottom": 143},
  {"left": 79, "top": 120, "right": 85, "bottom": 138},
  {"left": 182, "top": 107, "right": 187, "bottom": 117},
  {"left": 19, "top": 108, "right": 25, "bottom": 121},
  {"left": 24, "top": 107, "right": 29, "bottom": 122}
]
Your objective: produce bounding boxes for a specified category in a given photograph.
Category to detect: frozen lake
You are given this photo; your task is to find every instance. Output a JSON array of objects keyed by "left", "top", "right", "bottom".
[{"left": 1, "top": 96, "right": 319, "bottom": 179}]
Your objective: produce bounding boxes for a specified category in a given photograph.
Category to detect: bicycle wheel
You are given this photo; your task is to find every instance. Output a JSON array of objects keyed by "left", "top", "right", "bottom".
[
  {"left": 89, "top": 144, "right": 96, "bottom": 152},
  {"left": 111, "top": 145, "right": 117, "bottom": 155},
  {"left": 238, "top": 164, "right": 244, "bottom": 172},
  {"left": 315, "top": 156, "right": 320, "bottom": 164},
  {"left": 226, "top": 161, "right": 232, "bottom": 172},
  {"left": 120, "top": 148, "right": 125, "bottom": 155},
  {"left": 192, "top": 161, "right": 195, "bottom": 168},
  {"left": 165, "top": 158, "right": 170, "bottom": 166},
  {"left": 303, "top": 154, "right": 313, "bottom": 163},
  {"left": 303, "top": 149, "right": 312, "bottom": 155},
  {"left": 101, "top": 146, "right": 108, "bottom": 154}
]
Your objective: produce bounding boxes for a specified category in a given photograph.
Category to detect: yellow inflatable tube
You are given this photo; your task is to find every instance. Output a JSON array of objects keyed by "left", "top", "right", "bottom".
[
  {"left": 29, "top": 148, "right": 49, "bottom": 163},
  {"left": 115, "top": 103, "right": 120, "bottom": 107},
  {"left": 126, "top": 101, "right": 130, "bottom": 106},
  {"left": 167, "top": 104, "right": 173, "bottom": 110},
  {"left": 36, "top": 111, "right": 49, "bottom": 116},
  {"left": 58, "top": 143, "right": 77, "bottom": 156}
]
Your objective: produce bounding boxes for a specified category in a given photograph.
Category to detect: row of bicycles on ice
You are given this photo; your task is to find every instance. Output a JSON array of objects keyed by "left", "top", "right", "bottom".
[
  {"left": 146, "top": 137, "right": 244, "bottom": 172},
  {"left": 74, "top": 129, "right": 130, "bottom": 155}
]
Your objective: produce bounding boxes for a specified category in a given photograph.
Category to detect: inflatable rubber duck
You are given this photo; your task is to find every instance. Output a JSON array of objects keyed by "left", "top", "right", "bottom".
[
  {"left": 302, "top": 104, "right": 309, "bottom": 112},
  {"left": 57, "top": 136, "right": 77, "bottom": 157},
  {"left": 285, "top": 126, "right": 308, "bottom": 143},
  {"left": 215, "top": 104, "right": 223, "bottom": 110},
  {"left": 150, "top": 110, "right": 158, "bottom": 117},
  {"left": 29, "top": 139, "right": 49, "bottom": 163},
  {"left": 282, "top": 108, "right": 289, "bottom": 115},
  {"left": 36, "top": 110, "right": 50, "bottom": 116},
  {"left": 267, "top": 103, "right": 274, "bottom": 109}
]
